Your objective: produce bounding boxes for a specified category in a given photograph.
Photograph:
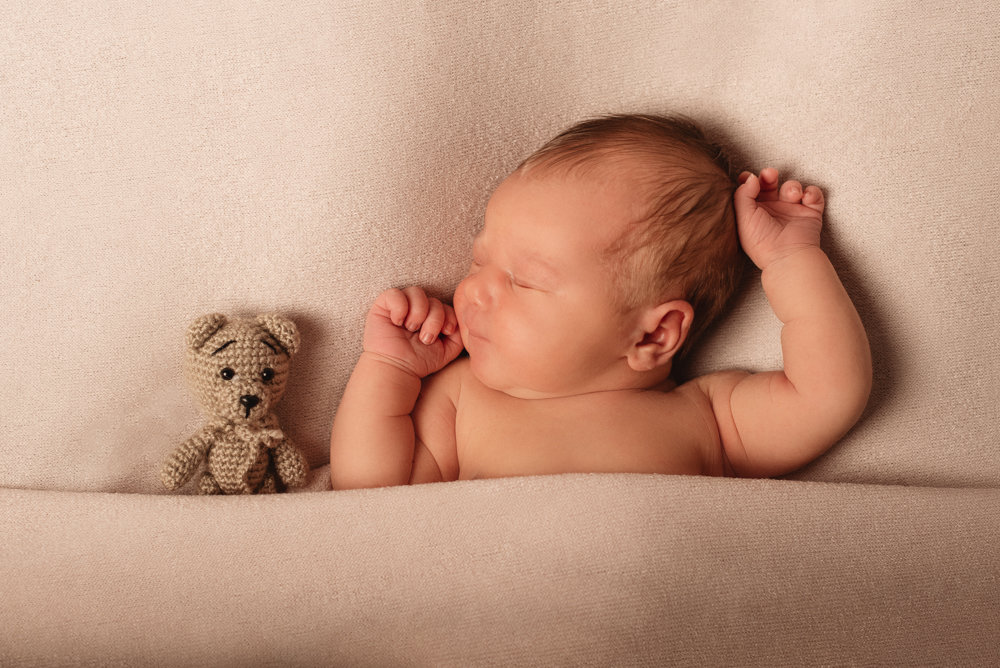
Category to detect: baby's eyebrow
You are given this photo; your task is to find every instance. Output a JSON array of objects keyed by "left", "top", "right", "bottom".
[
  {"left": 473, "top": 234, "right": 558, "bottom": 280},
  {"left": 516, "top": 250, "right": 559, "bottom": 279}
]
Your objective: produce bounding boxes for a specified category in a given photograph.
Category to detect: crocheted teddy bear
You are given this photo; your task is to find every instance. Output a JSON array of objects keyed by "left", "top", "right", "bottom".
[{"left": 161, "top": 313, "right": 310, "bottom": 494}]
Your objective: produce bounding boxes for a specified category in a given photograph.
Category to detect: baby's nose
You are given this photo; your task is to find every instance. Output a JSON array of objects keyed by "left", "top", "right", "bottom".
[{"left": 462, "top": 268, "right": 497, "bottom": 307}]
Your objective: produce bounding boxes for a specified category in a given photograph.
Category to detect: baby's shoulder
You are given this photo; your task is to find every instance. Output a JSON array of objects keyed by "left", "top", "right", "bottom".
[
  {"left": 685, "top": 369, "right": 752, "bottom": 400},
  {"left": 654, "top": 370, "right": 753, "bottom": 436},
  {"left": 658, "top": 372, "right": 750, "bottom": 477}
]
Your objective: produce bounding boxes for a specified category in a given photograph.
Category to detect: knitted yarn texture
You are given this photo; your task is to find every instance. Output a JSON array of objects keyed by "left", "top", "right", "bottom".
[{"left": 160, "top": 313, "right": 310, "bottom": 494}]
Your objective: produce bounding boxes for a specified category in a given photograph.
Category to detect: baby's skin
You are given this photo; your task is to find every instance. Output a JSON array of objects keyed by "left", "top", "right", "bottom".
[{"left": 330, "top": 167, "right": 872, "bottom": 487}]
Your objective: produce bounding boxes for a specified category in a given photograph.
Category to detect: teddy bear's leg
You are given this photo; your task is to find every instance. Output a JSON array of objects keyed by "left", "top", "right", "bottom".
[
  {"left": 273, "top": 440, "right": 309, "bottom": 488},
  {"left": 258, "top": 472, "right": 278, "bottom": 494},
  {"left": 198, "top": 471, "right": 223, "bottom": 495}
]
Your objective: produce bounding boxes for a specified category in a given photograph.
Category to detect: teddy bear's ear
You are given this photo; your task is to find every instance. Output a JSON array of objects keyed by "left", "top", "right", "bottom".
[
  {"left": 187, "top": 313, "right": 228, "bottom": 351},
  {"left": 257, "top": 314, "right": 300, "bottom": 357}
]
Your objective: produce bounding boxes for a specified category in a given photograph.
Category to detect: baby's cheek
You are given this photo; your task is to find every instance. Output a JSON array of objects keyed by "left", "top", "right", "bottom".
[
  {"left": 452, "top": 283, "right": 472, "bottom": 322},
  {"left": 508, "top": 326, "right": 557, "bottom": 373}
]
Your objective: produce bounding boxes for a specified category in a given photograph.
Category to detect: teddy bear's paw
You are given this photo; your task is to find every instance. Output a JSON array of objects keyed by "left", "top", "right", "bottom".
[
  {"left": 160, "top": 460, "right": 189, "bottom": 491},
  {"left": 284, "top": 469, "right": 308, "bottom": 488},
  {"left": 278, "top": 455, "right": 309, "bottom": 488}
]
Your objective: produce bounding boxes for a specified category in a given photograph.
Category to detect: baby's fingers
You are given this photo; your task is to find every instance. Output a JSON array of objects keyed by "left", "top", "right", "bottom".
[
  {"left": 733, "top": 172, "right": 761, "bottom": 224},
  {"left": 756, "top": 168, "right": 780, "bottom": 200},
  {"left": 802, "top": 185, "right": 825, "bottom": 212},
  {"left": 402, "top": 286, "right": 430, "bottom": 332},
  {"left": 419, "top": 298, "right": 446, "bottom": 345},
  {"left": 442, "top": 303, "right": 458, "bottom": 337},
  {"left": 378, "top": 288, "right": 411, "bottom": 327},
  {"left": 778, "top": 179, "right": 802, "bottom": 203}
]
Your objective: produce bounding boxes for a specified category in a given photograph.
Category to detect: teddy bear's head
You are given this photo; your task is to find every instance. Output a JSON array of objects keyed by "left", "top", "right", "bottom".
[{"left": 185, "top": 313, "right": 300, "bottom": 426}]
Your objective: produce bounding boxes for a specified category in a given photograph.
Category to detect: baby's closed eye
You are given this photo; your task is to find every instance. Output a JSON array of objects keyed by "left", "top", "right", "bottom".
[{"left": 508, "top": 272, "right": 534, "bottom": 290}]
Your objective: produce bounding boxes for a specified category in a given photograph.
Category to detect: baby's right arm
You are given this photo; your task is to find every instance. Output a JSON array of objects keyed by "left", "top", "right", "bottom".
[{"left": 329, "top": 287, "right": 464, "bottom": 490}]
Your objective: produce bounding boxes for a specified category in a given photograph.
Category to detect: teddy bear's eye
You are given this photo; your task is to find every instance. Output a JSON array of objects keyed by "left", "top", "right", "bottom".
[
  {"left": 261, "top": 368, "right": 275, "bottom": 383},
  {"left": 220, "top": 367, "right": 235, "bottom": 381}
]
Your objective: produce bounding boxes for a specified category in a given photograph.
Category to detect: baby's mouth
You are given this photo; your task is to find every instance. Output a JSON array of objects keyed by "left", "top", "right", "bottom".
[
  {"left": 461, "top": 325, "right": 488, "bottom": 348},
  {"left": 459, "top": 317, "right": 487, "bottom": 344}
]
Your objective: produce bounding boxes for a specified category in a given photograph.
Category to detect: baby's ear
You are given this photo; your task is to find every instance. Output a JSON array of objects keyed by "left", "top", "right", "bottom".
[
  {"left": 257, "top": 314, "right": 300, "bottom": 357},
  {"left": 626, "top": 300, "right": 694, "bottom": 372},
  {"left": 187, "top": 313, "right": 228, "bottom": 351}
]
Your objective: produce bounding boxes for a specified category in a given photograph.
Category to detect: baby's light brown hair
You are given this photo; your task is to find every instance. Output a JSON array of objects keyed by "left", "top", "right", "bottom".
[{"left": 517, "top": 113, "right": 746, "bottom": 362}]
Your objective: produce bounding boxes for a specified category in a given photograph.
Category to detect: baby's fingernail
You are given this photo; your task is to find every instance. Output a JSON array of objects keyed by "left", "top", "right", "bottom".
[{"left": 421, "top": 332, "right": 433, "bottom": 344}]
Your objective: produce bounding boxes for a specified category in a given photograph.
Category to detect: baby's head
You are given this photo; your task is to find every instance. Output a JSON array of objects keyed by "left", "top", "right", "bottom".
[
  {"left": 454, "top": 114, "right": 745, "bottom": 398},
  {"left": 518, "top": 114, "right": 745, "bottom": 360}
]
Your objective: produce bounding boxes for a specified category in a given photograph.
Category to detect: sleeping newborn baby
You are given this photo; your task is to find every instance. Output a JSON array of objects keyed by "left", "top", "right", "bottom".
[{"left": 330, "top": 114, "right": 872, "bottom": 487}]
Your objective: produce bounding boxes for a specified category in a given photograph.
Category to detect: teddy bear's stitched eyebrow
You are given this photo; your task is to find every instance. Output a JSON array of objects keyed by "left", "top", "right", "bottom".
[
  {"left": 211, "top": 340, "right": 236, "bottom": 356},
  {"left": 261, "top": 338, "right": 288, "bottom": 356}
]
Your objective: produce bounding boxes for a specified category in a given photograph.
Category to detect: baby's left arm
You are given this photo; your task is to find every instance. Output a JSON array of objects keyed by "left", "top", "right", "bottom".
[{"left": 701, "top": 169, "right": 872, "bottom": 477}]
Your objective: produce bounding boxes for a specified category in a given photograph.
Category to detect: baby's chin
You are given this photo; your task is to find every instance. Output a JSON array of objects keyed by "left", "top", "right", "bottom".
[
  {"left": 467, "top": 355, "right": 587, "bottom": 400},
  {"left": 467, "top": 354, "right": 532, "bottom": 397}
]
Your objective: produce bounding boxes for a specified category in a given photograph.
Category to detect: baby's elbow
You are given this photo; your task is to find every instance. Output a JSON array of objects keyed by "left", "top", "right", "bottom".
[
  {"left": 804, "top": 369, "right": 871, "bottom": 460},
  {"left": 844, "top": 336, "right": 874, "bottom": 421},
  {"left": 768, "top": 375, "right": 872, "bottom": 477},
  {"left": 834, "top": 359, "right": 873, "bottom": 431}
]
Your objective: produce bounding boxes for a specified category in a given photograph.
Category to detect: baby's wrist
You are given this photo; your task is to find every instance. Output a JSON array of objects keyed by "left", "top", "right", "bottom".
[
  {"left": 359, "top": 350, "right": 425, "bottom": 381},
  {"left": 760, "top": 245, "right": 831, "bottom": 289},
  {"left": 349, "top": 352, "right": 423, "bottom": 415},
  {"left": 760, "top": 244, "right": 826, "bottom": 273}
]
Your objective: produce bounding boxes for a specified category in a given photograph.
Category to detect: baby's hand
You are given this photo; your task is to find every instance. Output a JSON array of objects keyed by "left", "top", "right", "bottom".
[
  {"left": 362, "top": 287, "right": 465, "bottom": 378},
  {"left": 734, "top": 168, "right": 825, "bottom": 270}
]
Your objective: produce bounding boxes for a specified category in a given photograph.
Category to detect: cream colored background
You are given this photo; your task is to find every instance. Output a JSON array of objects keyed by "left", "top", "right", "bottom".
[
  {"left": 1, "top": 1, "right": 998, "bottom": 665},
  {"left": 2, "top": 2, "right": 998, "bottom": 493}
]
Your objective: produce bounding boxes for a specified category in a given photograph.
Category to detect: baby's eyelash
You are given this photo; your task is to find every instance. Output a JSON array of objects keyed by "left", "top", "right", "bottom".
[{"left": 507, "top": 272, "right": 533, "bottom": 290}]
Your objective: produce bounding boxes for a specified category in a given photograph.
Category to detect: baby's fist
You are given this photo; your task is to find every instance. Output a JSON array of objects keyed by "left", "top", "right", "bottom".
[{"left": 363, "top": 287, "right": 464, "bottom": 378}]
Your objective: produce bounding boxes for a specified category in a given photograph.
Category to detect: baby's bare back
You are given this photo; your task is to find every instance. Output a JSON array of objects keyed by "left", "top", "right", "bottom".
[{"left": 435, "top": 359, "right": 726, "bottom": 480}]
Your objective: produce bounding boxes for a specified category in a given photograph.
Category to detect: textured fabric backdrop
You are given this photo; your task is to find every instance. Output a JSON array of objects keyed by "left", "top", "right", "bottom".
[{"left": 2, "top": 0, "right": 997, "bottom": 493}]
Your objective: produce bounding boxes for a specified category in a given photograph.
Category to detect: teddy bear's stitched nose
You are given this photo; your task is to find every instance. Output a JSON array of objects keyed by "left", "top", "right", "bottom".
[{"left": 240, "top": 394, "right": 260, "bottom": 418}]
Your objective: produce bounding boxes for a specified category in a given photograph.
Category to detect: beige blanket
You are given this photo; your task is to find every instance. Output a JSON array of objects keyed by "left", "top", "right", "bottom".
[
  {"left": 4, "top": 477, "right": 999, "bottom": 666},
  {"left": 1, "top": 1, "right": 998, "bottom": 664}
]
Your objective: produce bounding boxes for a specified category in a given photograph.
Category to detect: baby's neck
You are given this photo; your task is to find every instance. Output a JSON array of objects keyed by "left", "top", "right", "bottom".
[{"left": 486, "top": 363, "right": 677, "bottom": 401}]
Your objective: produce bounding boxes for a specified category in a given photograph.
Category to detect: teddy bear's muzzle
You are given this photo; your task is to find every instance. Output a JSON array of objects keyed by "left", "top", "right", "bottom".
[{"left": 240, "top": 394, "right": 261, "bottom": 418}]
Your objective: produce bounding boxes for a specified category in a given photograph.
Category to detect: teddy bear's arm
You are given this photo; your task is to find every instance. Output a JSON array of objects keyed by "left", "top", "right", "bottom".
[
  {"left": 272, "top": 437, "right": 309, "bottom": 488},
  {"left": 161, "top": 426, "right": 216, "bottom": 490}
]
